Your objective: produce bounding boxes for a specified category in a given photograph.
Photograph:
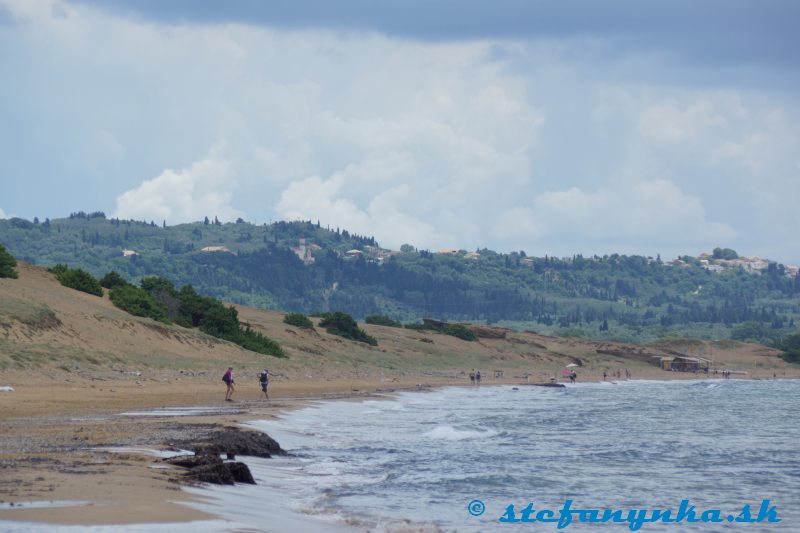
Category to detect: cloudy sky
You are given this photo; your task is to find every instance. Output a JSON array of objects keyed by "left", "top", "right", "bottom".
[{"left": 2, "top": 0, "right": 798, "bottom": 263}]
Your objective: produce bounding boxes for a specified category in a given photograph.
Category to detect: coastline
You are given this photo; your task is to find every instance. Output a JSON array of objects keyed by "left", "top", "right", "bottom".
[
  {"left": 1, "top": 370, "right": 798, "bottom": 531},
  {"left": 0, "top": 373, "right": 464, "bottom": 529}
]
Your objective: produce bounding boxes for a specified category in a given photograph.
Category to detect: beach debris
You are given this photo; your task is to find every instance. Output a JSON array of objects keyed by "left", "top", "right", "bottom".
[{"left": 0, "top": 386, "right": 14, "bottom": 392}]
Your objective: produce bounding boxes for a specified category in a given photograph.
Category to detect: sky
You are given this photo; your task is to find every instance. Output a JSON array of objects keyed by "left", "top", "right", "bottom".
[{"left": 1, "top": 0, "right": 799, "bottom": 264}]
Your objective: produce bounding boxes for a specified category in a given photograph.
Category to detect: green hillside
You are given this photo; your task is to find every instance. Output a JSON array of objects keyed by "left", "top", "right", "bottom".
[{"left": 1, "top": 212, "right": 798, "bottom": 345}]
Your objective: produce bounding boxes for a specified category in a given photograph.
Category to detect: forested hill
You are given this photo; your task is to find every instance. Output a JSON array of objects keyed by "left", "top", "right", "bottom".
[{"left": 1, "top": 212, "right": 798, "bottom": 345}]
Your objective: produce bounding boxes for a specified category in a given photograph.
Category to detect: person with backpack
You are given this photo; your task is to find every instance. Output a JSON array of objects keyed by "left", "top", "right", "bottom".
[
  {"left": 223, "top": 367, "right": 235, "bottom": 401},
  {"left": 259, "top": 368, "right": 270, "bottom": 400}
]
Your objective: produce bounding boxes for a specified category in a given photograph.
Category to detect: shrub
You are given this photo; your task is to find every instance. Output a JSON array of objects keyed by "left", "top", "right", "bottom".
[
  {"left": 0, "top": 244, "right": 18, "bottom": 278},
  {"left": 319, "top": 311, "right": 377, "bottom": 346},
  {"left": 441, "top": 323, "right": 478, "bottom": 341},
  {"left": 284, "top": 312, "right": 314, "bottom": 329},
  {"left": 777, "top": 332, "right": 800, "bottom": 364},
  {"left": 365, "top": 315, "right": 402, "bottom": 328},
  {"left": 100, "top": 270, "right": 129, "bottom": 289},
  {"left": 110, "top": 284, "right": 169, "bottom": 323},
  {"left": 49, "top": 264, "right": 102, "bottom": 296},
  {"left": 404, "top": 319, "right": 476, "bottom": 341},
  {"left": 137, "top": 278, "right": 286, "bottom": 358}
]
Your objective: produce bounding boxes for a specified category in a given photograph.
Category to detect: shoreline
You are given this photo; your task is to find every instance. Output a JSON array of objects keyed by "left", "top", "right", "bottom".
[{"left": 0, "top": 371, "right": 798, "bottom": 530}]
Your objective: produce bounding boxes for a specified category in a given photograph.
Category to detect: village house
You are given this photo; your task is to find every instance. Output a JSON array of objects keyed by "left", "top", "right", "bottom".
[{"left": 200, "top": 245, "right": 232, "bottom": 253}]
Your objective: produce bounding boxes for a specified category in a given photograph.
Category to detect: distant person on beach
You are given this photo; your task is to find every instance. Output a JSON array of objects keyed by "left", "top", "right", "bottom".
[
  {"left": 259, "top": 368, "right": 270, "bottom": 399},
  {"left": 476, "top": 370, "right": 481, "bottom": 385},
  {"left": 570, "top": 371, "right": 577, "bottom": 384},
  {"left": 603, "top": 370, "right": 607, "bottom": 381},
  {"left": 469, "top": 369, "right": 476, "bottom": 385},
  {"left": 223, "top": 367, "right": 235, "bottom": 401}
]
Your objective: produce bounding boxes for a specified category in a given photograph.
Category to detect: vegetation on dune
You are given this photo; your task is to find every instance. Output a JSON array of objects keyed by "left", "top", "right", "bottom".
[
  {"left": 48, "top": 264, "right": 103, "bottom": 296},
  {"left": 109, "top": 283, "right": 170, "bottom": 323},
  {"left": 103, "top": 272, "right": 285, "bottom": 358},
  {"left": 319, "top": 311, "right": 378, "bottom": 346},
  {"left": 0, "top": 243, "right": 18, "bottom": 278},
  {"left": 365, "top": 314, "right": 403, "bottom": 328},
  {"left": 283, "top": 312, "right": 315, "bottom": 329},
  {"left": 405, "top": 319, "right": 478, "bottom": 341},
  {"left": 99, "top": 270, "right": 128, "bottom": 289},
  {"left": 776, "top": 332, "right": 800, "bottom": 364}
]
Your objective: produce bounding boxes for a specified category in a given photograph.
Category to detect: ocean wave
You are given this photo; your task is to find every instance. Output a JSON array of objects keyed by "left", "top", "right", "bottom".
[{"left": 423, "top": 425, "right": 498, "bottom": 441}]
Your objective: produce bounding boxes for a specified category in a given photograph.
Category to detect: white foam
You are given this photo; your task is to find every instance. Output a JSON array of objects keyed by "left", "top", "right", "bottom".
[{"left": 423, "top": 425, "right": 498, "bottom": 441}]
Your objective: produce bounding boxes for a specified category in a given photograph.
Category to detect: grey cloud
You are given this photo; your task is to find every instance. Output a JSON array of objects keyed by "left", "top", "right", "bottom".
[{"left": 69, "top": 0, "right": 799, "bottom": 68}]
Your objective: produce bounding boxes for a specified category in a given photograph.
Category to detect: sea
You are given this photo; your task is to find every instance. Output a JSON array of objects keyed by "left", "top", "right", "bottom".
[{"left": 2, "top": 379, "right": 798, "bottom": 532}]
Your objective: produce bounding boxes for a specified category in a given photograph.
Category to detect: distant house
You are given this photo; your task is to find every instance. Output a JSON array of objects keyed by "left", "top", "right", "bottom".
[
  {"left": 436, "top": 248, "right": 459, "bottom": 255},
  {"left": 122, "top": 249, "right": 138, "bottom": 257},
  {"left": 464, "top": 252, "right": 481, "bottom": 260},
  {"left": 201, "top": 245, "right": 232, "bottom": 253},
  {"left": 345, "top": 249, "right": 363, "bottom": 258}
]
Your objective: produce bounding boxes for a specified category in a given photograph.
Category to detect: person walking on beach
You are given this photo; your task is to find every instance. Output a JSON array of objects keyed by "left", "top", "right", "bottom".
[
  {"left": 259, "top": 368, "right": 270, "bottom": 400},
  {"left": 569, "top": 371, "right": 577, "bottom": 384},
  {"left": 223, "top": 367, "right": 235, "bottom": 401},
  {"left": 469, "top": 369, "right": 476, "bottom": 385},
  {"left": 476, "top": 370, "right": 481, "bottom": 385}
]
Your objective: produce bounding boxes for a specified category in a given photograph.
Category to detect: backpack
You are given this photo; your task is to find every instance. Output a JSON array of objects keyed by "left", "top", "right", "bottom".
[{"left": 222, "top": 373, "right": 230, "bottom": 384}]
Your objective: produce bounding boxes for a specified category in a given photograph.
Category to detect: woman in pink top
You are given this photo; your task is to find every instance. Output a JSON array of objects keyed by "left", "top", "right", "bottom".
[{"left": 223, "top": 367, "right": 235, "bottom": 401}]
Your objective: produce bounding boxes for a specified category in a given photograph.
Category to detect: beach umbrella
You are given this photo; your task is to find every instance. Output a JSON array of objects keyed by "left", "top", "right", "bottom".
[{"left": 565, "top": 363, "right": 578, "bottom": 368}]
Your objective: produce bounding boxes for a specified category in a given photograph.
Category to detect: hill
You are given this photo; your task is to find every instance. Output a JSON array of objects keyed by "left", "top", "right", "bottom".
[
  {"left": 1, "top": 213, "right": 799, "bottom": 345},
  {"left": 1, "top": 262, "right": 795, "bottom": 401}
]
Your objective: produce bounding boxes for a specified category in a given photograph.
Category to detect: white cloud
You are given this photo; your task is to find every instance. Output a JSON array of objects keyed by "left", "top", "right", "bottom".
[
  {"left": 277, "top": 176, "right": 449, "bottom": 250},
  {"left": 492, "top": 179, "right": 736, "bottom": 252},
  {"left": 2, "top": 0, "right": 800, "bottom": 263},
  {"left": 113, "top": 149, "right": 242, "bottom": 224}
]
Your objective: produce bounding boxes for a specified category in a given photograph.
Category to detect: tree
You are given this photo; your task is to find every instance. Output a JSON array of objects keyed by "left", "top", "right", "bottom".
[
  {"left": 712, "top": 247, "right": 739, "bottom": 260},
  {"left": 204, "top": 216, "right": 210, "bottom": 225},
  {"left": 400, "top": 244, "right": 415, "bottom": 254},
  {"left": 777, "top": 333, "right": 800, "bottom": 364},
  {"left": 100, "top": 271, "right": 128, "bottom": 289},
  {"left": 0, "top": 244, "right": 18, "bottom": 278}
]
